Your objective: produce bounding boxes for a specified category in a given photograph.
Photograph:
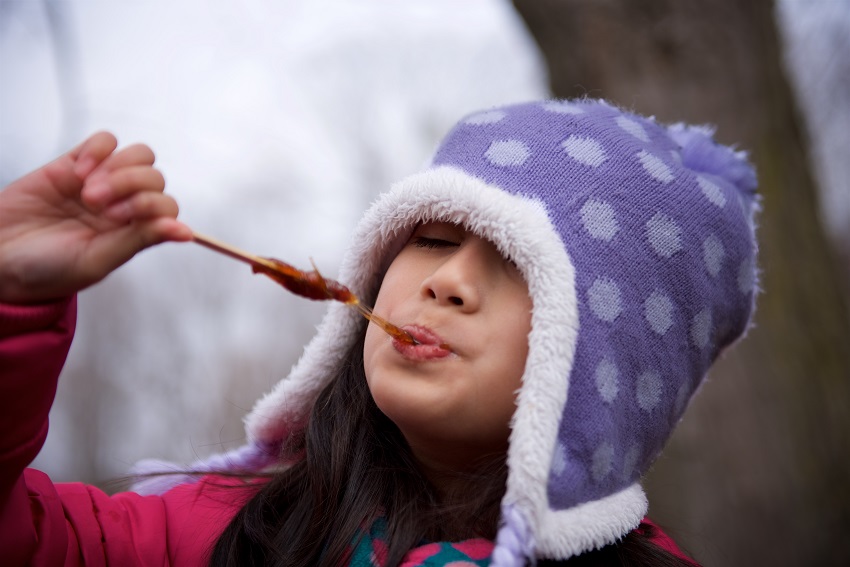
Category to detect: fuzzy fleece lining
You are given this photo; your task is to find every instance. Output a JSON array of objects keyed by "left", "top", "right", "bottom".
[{"left": 243, "top": 165, "right": 647, "bottom": 559}]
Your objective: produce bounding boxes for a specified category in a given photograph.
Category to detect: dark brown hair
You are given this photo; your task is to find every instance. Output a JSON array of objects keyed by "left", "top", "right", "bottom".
[
  {"left": 209, "top": 330, "right": 699, "bottom": 567},
  {"left": 210, "top": 331, "right": 505, "bottom": 566}
]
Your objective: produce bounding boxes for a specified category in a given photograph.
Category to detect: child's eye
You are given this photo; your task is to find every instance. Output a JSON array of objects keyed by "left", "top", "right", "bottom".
[{"left": 411, "top": 236, "right": 459, "bottom": 249}]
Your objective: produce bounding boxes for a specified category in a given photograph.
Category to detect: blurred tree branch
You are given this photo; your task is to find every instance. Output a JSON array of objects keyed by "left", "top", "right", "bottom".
[{"left": 511, "top": 0, "right": 850, "bottom": 565}]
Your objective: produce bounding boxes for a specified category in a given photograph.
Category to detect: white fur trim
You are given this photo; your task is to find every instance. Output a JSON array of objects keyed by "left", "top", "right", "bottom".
[
  {"left": 244, "top": 301, "right": 362, "bottom": 444},
  {"left": 535, "top": 483, "right": 648, "bottom": 558}
]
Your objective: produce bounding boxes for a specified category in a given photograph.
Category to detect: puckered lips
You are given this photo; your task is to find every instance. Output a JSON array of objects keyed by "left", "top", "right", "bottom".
[{"left": 392, "top": 325, "right": 452, "bottom": 361}]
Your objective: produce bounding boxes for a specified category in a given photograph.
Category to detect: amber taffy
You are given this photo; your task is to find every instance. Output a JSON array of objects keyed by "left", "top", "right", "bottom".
[{"left": 191, "top": 232, "right": 418, "bottom": 345}]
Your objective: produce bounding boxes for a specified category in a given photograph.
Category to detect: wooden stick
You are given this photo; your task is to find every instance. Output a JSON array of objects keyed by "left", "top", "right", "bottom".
[
  {"left": 192, "top": 231, "right": 276, "bottom": 270},
  {"left": 191, "top": 231, "right": 421, "bottom": 345}
]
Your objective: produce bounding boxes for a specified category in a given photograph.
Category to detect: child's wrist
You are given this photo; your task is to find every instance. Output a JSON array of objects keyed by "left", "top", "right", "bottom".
[{"left": 0, "top": 295, "right": 75, "bottom": 336}]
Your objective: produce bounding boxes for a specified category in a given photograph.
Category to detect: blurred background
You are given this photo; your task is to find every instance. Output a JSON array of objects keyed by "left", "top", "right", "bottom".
[{"left": 1, "top": 1, "right": 848, "bottom": 565}]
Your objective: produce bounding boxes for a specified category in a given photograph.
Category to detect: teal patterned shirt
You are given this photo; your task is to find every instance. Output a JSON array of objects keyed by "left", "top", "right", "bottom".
[{"left": 348, "top": 517, "right": 493, "bottom": 566}]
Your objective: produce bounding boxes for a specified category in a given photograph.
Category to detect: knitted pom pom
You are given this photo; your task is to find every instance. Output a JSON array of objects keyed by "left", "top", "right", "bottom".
[{"left": 667, "top": 123, "right": 757, "bottom": 195}]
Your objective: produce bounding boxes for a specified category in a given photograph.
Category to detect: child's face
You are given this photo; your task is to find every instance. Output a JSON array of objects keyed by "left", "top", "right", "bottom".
[{"left": 364, "top": 222, "right": 532, "bottom": 471}]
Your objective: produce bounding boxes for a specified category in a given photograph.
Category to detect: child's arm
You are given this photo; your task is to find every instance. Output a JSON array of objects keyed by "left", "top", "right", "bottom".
[
  {"left": 0, "top": 131, "right": 192, "bottom": 305},
  {"left": 0, "top": 133, "right": 192, "bottom": 564},
  {"left": 0, "top": 297, "right": 77, "bottom": 565}
]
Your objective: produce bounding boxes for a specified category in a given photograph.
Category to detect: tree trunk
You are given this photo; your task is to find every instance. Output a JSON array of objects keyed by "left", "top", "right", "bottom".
[{"left": 511, "top": 1, "right": 850, "bottom": 565}]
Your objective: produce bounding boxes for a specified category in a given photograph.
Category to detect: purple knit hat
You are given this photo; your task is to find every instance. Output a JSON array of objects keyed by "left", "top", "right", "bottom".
[{"left": 134, "top": 99, "right": 759, "bottom": 563}]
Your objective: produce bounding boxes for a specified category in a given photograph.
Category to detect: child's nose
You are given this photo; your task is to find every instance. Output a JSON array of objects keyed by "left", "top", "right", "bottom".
[{"left": 419, "top": 246, "right": 482, "bottom": 313}]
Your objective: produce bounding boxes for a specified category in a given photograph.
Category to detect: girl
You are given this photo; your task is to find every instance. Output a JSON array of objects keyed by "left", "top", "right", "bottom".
[{"left": 0, "top": 99, "right": 759, "bottom": 566}]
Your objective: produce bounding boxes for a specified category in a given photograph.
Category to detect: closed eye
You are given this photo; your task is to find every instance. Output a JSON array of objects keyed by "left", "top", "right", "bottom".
[{"left": 411, "top": 236, "right": 459, "bottom": 249}]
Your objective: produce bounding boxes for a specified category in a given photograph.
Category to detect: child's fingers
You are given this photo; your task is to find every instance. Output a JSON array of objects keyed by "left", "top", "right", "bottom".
[
  {"left": 103, "top": 192, "right": 180, "bottom": 224},
  {"left": 127, "top": 217, "right": 193, "bottom": 248},
  {"left": 143, "top": 217, "right": 194, "bottom": 244},
  {"left": 96, "top": 143, "right": 157, "bottom": 172},
  {"left": 82, "top": 165, "right": 166, "bottom": 209},
  {"left": 83, "top": 217, "right": 192, "bottom": 277},
  {"left": 72, "top": 132, "right": 119, "bottom": 179}
]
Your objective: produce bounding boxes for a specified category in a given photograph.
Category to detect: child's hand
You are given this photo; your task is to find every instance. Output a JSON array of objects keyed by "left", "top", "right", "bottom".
[{"left": 0, "top": 132, "right": 193, "bottom": 304}]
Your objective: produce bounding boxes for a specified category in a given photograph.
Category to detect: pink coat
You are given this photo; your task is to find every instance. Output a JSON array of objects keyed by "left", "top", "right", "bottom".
[
  {"left": 0, "top": 298, "right": 690, "bottom": 566},
  {"left": 0, "top": 298, "right": 253, "bottom": 566}
]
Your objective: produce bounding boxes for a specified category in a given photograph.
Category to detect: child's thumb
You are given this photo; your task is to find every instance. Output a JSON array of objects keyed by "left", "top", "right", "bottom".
[{"left": 84, "top": 219, "right": 192, "bottom": 281}]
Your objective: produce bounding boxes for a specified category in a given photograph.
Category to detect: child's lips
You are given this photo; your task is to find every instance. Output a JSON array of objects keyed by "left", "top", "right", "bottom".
[{"left": 392, "top": 325, "right": 452, "bottom": 360}]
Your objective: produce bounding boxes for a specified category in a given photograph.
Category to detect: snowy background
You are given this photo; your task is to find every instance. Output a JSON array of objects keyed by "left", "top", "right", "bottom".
[{"left": 1, "top": 0, "right": 847, "bottom": 490}]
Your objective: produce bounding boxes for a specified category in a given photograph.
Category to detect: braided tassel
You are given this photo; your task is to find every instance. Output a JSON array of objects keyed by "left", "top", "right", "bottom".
[
  {"left": 491, "top": 503, "right": 535, "bottom": 567},
  {"left": 130, "top": 441, "right": 278, "bottom": 495}
]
